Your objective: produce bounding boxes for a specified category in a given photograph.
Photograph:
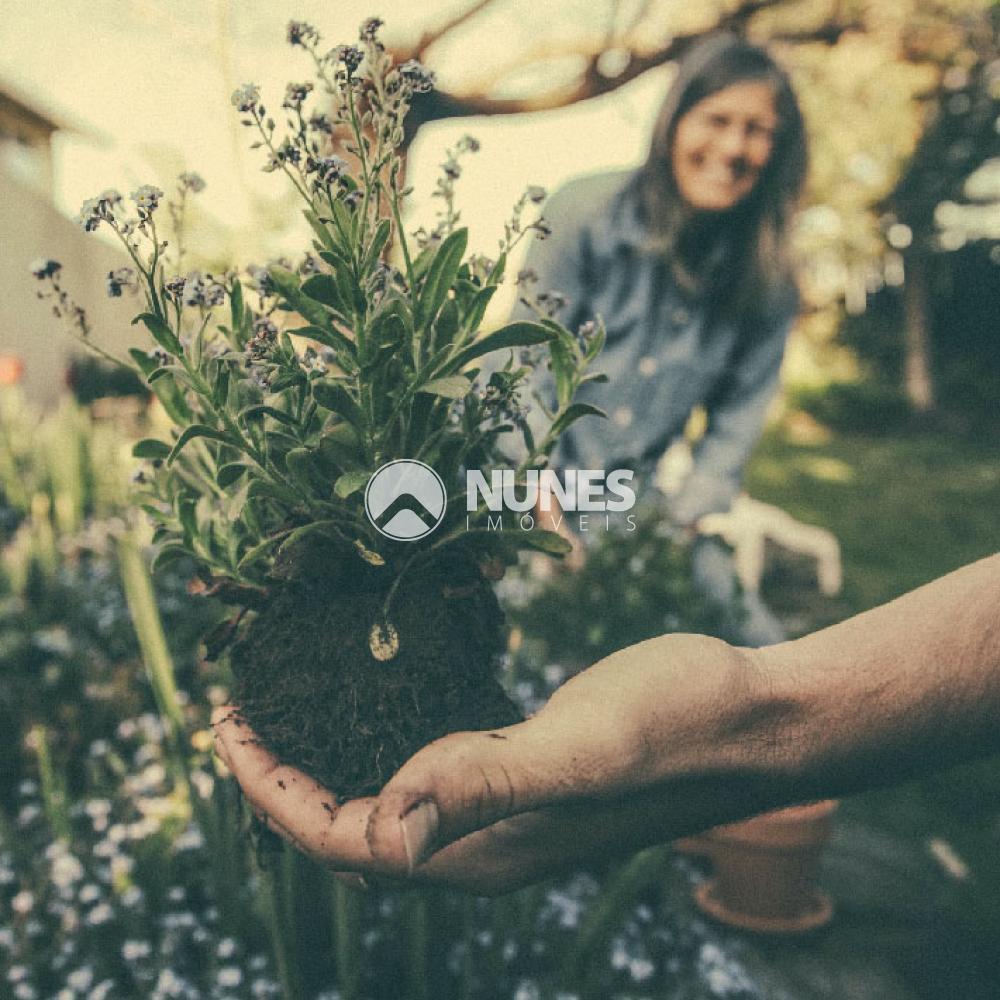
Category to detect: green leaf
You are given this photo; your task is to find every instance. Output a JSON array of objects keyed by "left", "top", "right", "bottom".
[
  {"left": 167, "top": 425, "right": 233, "bottom": 465},
  {"left": 333, "top": 266, "right": 365, "bottom": 320},
  {"left": 239, "top": 404, "right": 298, "bottom": 428},
  {"left": 330, "top": 199, "right": 358, "bottom": 248},
  {"left": 132, "top": 439, "right": 171, "bottom": 460},
  {"left": 151, "top": 544, "right": 190, "bottom": 572},
  {"left": 229, "top": 279, "right": 244, "bottom": 326},
  {"left": 417, "top": 375, "right": 472, "bottom": 400},
  {"left": 318, "top": 248, "right": 353, "bottom": 273},
  {"left": 269, "top": 266, "right": 331, "bottom": 328},
  {"left": 212, "top": 360, "right": 231, "bottom": 406},
  {"left": 317, "top": 424, "right": 363, "bottom": 473},
  {"left": 246, "top": 477, "right": 295, "bottom": 504},
  {"left": 460, "top": 285, "right": 498, "bottom": 337},
  {"left": 267, "top": 369, "right": 307, "bottom": 394},
  {"left": 133, "top": 312, "right": 182, "bottom": 356},
  {"left": 334, "top": 470, "right": 370, "bottom": 499},
  {"left": 301, "top": 273, "right": 347, "bottom": 313},
  {"left": 418, "top": 228, "right": 467, "bottom": 328},
  {"left": 361, "top": 218, "right": 392, "bottom": 274},
  {"left": 549, "top": 402, "right": 606, "bottom": 440},
  {"left": 176, "top": 496, "right": 198, "bottom": 544},
  {"left": 147, "top": 366, "right": 175, "bottom": 384},
  {"left": 549, "top": 337, "right": 575, "bottom": 408},
  {"left": 129, "top": 349, "right": 191, "bottom": 424},
  {"left": 237, "top": 530, "right": 292, "bottom": 572},
  {"left": 140, "top": 503, "right": 171, "bottom": 524},
  {"left": 286, "top": 324, "right": 358, "bottom": 363},
  {"left": 216, "top": 463, "right": 249, "bottom": 488},
  {"left": 303, "top": 208, "right": 336, "bottom": 251},
  {"left": 434, "top": 297, "right": 460, "bottom": 352},
  {"left": 445, "top": 321, "right": 554, "bottom": 374},
  {"left": 285, "top": 447, "right": 320, "bottom": 489},
  {"left": 585, "top": 324, "right": 606, "bottom": 361},
  {"left": 516, "top": 529, "right": 573, "bottom": 556},
  {"left": 264, "top": 430, "right": 301, "bottom": 455},
  {"left": 312, "top": 379, "right": 364, "bottom": 429},
  {"left": 489, "top": 252, "right": 507, "bottom": 283}
]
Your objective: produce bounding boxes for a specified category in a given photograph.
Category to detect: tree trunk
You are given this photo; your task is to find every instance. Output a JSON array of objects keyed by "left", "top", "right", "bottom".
[{"left": 902, "top": 251, "right": 935, "bottom": 412}]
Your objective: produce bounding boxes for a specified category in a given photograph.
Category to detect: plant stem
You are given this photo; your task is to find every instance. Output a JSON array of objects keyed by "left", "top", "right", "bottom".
[
  {"left": 405, "top": 890, "right": 431, "bottom": 1000},
  {"left": 30, "top": 724, "right": 71, "bottom": 842},
  {"left": 263, "top": 849, "right": 303, "bottom": 1000},
  {"left": 116, "top": 529, "right": 189, "bottom": 792},
  {"left": 332, "top": 879, "right": 364, "bottom": 999}
]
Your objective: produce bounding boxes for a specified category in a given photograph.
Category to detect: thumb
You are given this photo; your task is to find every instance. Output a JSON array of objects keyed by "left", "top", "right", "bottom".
[{"left": 364, "top": 691, "right": 632, "bottom": 875}]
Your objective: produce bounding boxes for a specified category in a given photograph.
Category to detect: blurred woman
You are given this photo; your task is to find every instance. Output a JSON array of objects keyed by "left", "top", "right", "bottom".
[{"left": 519, "top": 34, "right": 808, "bottom": 645}]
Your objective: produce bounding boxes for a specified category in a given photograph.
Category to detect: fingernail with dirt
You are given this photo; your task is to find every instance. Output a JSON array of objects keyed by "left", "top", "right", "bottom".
[{"left": 400, "top": 800, "right": 439, "bottom": 873}]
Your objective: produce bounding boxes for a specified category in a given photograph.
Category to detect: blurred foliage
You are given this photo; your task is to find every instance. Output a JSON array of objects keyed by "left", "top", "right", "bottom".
[
  {"left": 787, "top": 379, "right": 913, "bottom": 434},
  {"left": 65, "top": 355, "right": 150, "bottom": 406},
  {"left": 509, "top": 511, "right": 740, "bottom": 674},
  {"left": 817, "top": 240, "right": 1000, "bottom": 428},
  {"left": 0, "top": 391, "right": 218, "bottom": 802}
]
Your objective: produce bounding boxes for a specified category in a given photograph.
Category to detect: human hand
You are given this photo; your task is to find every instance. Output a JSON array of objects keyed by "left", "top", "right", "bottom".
[{"left": 212, "top": 633, "right": 770, "bottom": 895}]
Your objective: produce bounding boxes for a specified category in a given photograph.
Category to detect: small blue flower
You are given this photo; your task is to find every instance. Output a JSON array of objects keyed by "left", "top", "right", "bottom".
[
  {"left": 178, "top": 171, "right": 205, "bottom": 193},
  {"left": 29, "top": 258, "right": 61, "bottom": 280},
  {"left": 231, "top": 83, "right": 261, "bottom": 113},
  {"left": 130, "top": 184, "right": 164, "bottom": 215},
  {"left": 399, "top": 60, "right": 435, "bottom": 94}
]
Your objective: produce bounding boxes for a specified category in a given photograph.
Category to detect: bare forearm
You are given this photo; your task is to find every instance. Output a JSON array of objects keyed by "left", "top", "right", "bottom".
[
  {"left": 590, "top": 554, "right": 1000, "bottom": 837},
  {"left": 753, "top": 553, "right": 1000, "bottom": 800}
]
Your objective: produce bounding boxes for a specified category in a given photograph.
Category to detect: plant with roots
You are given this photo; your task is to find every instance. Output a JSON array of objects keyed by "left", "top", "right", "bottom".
[{"left": 32, "top": 16, "right": 607, "bottom": 798}]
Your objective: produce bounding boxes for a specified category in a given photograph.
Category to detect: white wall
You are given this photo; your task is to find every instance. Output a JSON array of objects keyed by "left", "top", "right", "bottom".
[{"left": 0, "top": 166, "right": 138, "bottom": 407}]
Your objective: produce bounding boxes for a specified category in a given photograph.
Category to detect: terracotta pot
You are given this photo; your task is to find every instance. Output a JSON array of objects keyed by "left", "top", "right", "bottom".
[{"left": 682, "top": 800, "right": 838, "bottom": 934}]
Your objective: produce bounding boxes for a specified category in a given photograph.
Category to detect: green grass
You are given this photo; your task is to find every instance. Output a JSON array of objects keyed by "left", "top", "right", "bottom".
[{"left": 746, "top": 426, "right": 1000, "bottom": 615}]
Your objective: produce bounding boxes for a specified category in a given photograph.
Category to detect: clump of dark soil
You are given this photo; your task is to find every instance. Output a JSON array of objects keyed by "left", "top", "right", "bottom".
[{"left": 229, "top": 554, "right": 522, "bottom": 799}]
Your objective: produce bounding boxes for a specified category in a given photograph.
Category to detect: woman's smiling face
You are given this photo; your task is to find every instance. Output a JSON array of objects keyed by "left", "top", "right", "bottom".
[{"left": 671, "top": 80, "right": 778, "bottom": 212}]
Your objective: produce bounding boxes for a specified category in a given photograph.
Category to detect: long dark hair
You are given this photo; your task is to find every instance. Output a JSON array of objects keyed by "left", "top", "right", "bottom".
[{"left": 631, "top": 34, "right": 808, "bottom": 323}]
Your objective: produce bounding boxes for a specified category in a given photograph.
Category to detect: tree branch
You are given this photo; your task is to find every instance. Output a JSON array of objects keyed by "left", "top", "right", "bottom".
[
  {"left": 412, "top": 0, "right": 503, "bottom": 59},
  {"left": 402, "top": 14, "right": 857, "bottom": 138}
]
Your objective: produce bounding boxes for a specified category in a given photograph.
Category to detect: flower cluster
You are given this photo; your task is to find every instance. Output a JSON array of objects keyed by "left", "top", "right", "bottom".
[
  {"left": 359, "top": 16, "right": 384, "bottom": 42},
  {"left": 179, "top": 270, "right": 226, "bottom": 309},
  {"left": 481, "top": 371, "right": 528, "bottom": 423},
  {"left": 131, "top": 184, "right": 164, "bottom": 217},
  {"left": 398, "top": 59, "right": 435, "bottom": 94},
  {"left": 105, "top": 267, "right": 137, "bottom": 298},
  {"left": 231, "top": 83, "right": 261, "bottom": 114},
  {"left": 29, "top": 258, "right": 61, "bottom": 280},
  {"left": 286, "top": 19, "right": 319, "bottom": 48},
  {"left": 247, "top": 316, "right": 278, "bottom": 361},
  {"left": 30, "top": 258, "right": 90, "bottom": 341},
  {"left": 177, "top": 171, "right": 205, "bottom": 193},
  {"left": 501, "top": 184, "right": 552, "bottom": 255},
  {"left": 282, "top": 80, "right": 313, "bottom": 111},
  {"left": 75, "top": 191, "right": 121, "bottom": 233},
  {"left": 417, "top": 135, "right": 481, "bottom": 247}
]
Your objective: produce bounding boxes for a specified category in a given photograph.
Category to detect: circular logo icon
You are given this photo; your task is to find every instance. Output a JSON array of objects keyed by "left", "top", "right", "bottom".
[{"left": 364, "top": 460, "right": 447, "bottom": 541}]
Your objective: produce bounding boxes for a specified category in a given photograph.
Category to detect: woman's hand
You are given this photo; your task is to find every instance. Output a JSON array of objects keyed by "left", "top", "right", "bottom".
[{"left": 213, "top": 633, "right": 774, "bottom": 894}]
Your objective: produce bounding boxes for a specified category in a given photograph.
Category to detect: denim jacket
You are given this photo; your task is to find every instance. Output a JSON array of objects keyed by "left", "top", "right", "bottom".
[{"left": 514, "top": 169, "right": 796, "bottom": 523}]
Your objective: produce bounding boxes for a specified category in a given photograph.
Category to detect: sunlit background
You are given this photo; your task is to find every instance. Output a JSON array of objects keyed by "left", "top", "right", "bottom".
[
  {"left": 2, "top": 1, "right": 665, "bottom": 257},
  {"left": 2, "top": 4, "right": 1000, "bottom": 1000}
]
